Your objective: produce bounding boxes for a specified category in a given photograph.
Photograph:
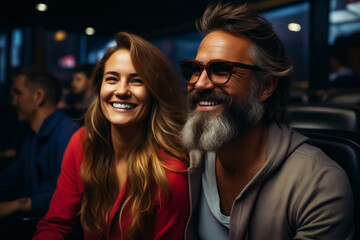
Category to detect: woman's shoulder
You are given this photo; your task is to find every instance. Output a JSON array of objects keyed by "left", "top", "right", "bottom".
[
  {"left": 73, "top": 126, "right": 86, "bottom": 139},
  {"left": 158, "top": 149, "right": 189, "bottom": 203},
  {"left": 159, "top": 149, "right": 188, "bottom": 172},
  {"left": 64, "top": 126, "right": 86, "bottom": 161},
  {"left": 68, "top": 126, "right": 86, "bottom": 146}
]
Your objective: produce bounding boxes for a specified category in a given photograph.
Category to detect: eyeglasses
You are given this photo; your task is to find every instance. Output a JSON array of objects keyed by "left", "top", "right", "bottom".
[{"left": 179, "top": 59, "right": 262, "bottom": 85}]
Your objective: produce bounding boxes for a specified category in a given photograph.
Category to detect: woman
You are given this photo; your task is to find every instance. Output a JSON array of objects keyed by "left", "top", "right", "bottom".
[{"left": 33, "top": 32, "right": 190, "bottom": 239}]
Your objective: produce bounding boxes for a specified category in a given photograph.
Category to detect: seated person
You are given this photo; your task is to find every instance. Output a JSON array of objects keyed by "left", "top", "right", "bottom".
[
  {"left": 329, "top": 36, "right": 360, "bottom": 88},
  {"left": 181, "top": 2, "right": 354, "bottom": 239},
  {"left": 33, "top": 32, "right": 189, "bottom": 239},
  {"left": 58, "top": 63, "right": 95, "bottom": 110},
  {"left": 0, "top": 66, "right": 79, "bottom": 236}
]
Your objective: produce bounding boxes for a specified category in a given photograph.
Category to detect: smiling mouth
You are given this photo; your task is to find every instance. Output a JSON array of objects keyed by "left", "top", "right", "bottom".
[
  {"left": 111, "top": 103, "right": 136, "bottom": 109},
  {"left": 198, "top": 100, "right": 221, "bottom": 106}
]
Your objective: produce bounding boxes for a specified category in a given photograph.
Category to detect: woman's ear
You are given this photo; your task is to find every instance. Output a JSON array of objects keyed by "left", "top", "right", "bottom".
[{"left": 259, "top": 75, "right": 278, "bottom": 102}]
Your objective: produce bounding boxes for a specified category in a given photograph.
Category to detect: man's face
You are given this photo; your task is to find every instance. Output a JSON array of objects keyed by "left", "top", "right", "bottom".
[
  {"left": 71, "top": 72, "right": 89, "bottom": 95},
  {"left": 11, "top": 74, "right": 38, "bottom": 123},
  {"left": 182, "top": 30, "right": 264, "bottom": 151},
  {"left": 187, "top": 30, "right": 258, "bottom": 112}
]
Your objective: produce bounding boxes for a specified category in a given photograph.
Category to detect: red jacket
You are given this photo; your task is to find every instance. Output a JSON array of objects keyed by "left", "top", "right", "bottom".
[{"left": 33, "top": 127, "right": 190, "bottom": 239}]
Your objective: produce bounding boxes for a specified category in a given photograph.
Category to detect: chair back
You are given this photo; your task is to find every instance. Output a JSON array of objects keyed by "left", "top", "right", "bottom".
[
  {"left": 295, "top": 128, "right": 360, "bottom": 239},
  {"left": 287, "top": 103, "right": 360, "bottom": 133}
]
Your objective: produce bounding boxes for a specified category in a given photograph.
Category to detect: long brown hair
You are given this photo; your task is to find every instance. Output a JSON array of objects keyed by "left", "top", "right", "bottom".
[{"left": 80, "top": 32, "right": 188, "bottom": 238}]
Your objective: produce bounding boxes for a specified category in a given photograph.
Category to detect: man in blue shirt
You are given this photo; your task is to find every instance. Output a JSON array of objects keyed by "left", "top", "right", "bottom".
[{"left": 0, "top": 66, "right": 79, "bottom": 233}]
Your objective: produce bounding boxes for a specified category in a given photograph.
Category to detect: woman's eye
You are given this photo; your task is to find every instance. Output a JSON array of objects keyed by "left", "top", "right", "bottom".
[
  {"left": 105, "top": 77, "right": 117, "bottom": 82},
  {"left": 130, "top": 78, "right": 144, "bottom": 85}
]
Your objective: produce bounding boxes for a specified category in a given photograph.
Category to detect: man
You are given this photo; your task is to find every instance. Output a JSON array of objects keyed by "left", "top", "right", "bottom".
[
  {"left": 59, "top": 63, "right": 95, "bottom": 110},
  {"left": 180, "top": 2, "right": 353, "bottom": 239},
  {"left": 0, "top": 66, "right": 79, "bottom": 234},
  {"left": 329, "top": 36, "right": 359, "bottom": 88}
]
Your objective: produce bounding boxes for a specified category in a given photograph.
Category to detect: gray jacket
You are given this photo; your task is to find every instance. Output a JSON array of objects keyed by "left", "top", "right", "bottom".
[{"left": 185, "top": 123, "right": 354, "bottom": 240}]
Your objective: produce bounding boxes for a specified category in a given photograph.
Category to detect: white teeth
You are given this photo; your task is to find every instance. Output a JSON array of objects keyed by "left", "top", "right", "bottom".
[
  {"left": 199, "top": 101, "right": 218, "bottom": 106},
  {"left": 112, "top": 103, "right": 135, "bottom": 109}
]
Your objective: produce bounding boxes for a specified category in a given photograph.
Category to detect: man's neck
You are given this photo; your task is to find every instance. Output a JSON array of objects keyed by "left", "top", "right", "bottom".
[
  {"left": 216, "top": 121, "right": 268, "bottom": 175},
  {"left": 215, "top": 121, "right": 269, "bottom": 215},
  {"left": 29, "top": 106, "right": 57, "bottom": 134}
]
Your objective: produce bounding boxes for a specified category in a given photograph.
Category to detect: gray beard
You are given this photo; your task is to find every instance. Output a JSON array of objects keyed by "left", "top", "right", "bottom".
[{"left": 181, "top": 88, "right": 264, "bottom": 152}]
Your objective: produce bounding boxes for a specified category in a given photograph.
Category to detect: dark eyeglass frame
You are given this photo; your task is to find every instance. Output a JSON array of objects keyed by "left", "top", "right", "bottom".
[{"left": 179, "top": 59, "right": 262, "bottom": 85}]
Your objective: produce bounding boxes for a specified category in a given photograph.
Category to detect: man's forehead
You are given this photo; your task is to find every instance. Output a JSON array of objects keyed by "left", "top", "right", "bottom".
[
  {"left": 196, "top": 30, "right": 254, "bottom": 63},
  {"left": 12, "top": 74, "right": 30, "bottom": 90},
  {"left": 13, "top": 74, "right": 26, "bottom": 85},
  {"left": 201, "top": 31, "right": 252, "bottom": 48},
  {"left": 73, "top": 72, "right": 87, "bottom": 77}
]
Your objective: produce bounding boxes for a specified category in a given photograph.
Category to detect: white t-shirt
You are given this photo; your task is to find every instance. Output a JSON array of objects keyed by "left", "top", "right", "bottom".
[{"left": 197, "top": 152, "right": 230, "bottom": 240}]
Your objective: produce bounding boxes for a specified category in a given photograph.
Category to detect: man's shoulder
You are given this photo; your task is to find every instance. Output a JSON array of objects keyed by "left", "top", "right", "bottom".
[
  {"left": 288, "top": 142, "right": 343, "bottom": 171},
  {"left": 272, "top": 124, "right": 345, "bottom": 177},
  {"left": 51, "top": 110, "right": 80, "bottom": 135},
  {"left": 276, "top": 142, "right": 349, "bottom": 191},
  {"left": 54, "top": 110, "right": 78, "bottom": 127}
]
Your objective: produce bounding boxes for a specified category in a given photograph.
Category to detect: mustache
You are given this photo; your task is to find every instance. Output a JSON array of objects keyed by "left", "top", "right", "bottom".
[{"left": 188, "top": 91, "right": 232, "bottom": 110}]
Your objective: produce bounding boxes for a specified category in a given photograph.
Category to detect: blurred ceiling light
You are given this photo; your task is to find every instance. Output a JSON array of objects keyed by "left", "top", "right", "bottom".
[
  {"left": 85, "top": 27, "right": 95, "bottom": 36},
  {"left": 288, "top": 23, "right": 301, "bottom": 32},
  {"left": 54, "top": 30, "right": 67, "bottom": 41},
  {"left": 36, "top": 3, "right": 48, "bottom": 12},
  {"left": 59, "top": 55, "right": 76, "bottom": 68}
]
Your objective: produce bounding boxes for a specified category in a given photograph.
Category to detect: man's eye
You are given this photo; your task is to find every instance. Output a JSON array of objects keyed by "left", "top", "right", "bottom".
[
  {"left": 213, "top": 71, "right": 229, "bottom": 76},
  {"left": 192, "top": 71, "right": 201, "bottom": 76},
  {"left": 211, "top": 66, "right": 230, "bottom": 76},
  {"left": 12, "top": 89, "right": 21, "bottom": 96}
]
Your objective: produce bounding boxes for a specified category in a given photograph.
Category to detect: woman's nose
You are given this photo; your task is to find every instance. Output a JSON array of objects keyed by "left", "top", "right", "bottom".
[{"left": 114, "top": 83, "right": 131, "bottom": 98}]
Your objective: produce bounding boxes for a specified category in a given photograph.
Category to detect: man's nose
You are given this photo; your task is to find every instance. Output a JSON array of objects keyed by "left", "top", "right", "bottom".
[
  {"left": 11, "top": 94, "right": 17, "bottom": 106},
  {"left": 193, "top": 70, "right": 215, "bottom": 92}
]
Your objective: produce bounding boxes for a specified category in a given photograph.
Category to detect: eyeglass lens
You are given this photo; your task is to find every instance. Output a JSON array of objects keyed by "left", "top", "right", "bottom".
[
  {"left": 182, "top": 61, "right": 231, "bottom": 84},
  {"left": 209, "top": 61, "right": 231, "bottom": 84}
]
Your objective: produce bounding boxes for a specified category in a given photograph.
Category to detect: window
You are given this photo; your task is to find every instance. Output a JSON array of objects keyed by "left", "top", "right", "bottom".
[
  {"left": 329, "top": 0, "right": 360, "bottom": 44},
  {"left": 262, "top": 2, "right": 310, "bottom": 83},
  {"left": 0, "top": 32, "right": 7, "bottom": 84},
  {"left": 11, "top": 28, "right": 22, "bottom": 68}
]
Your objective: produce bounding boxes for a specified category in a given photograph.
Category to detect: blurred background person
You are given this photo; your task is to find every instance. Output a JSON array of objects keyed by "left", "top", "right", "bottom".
[
  {"left": 329, "top": 35, "right": 360, "bottom": 88},
  {"left": 0, "top": 66, "right": 80, "bottom": 238},
  {"left": 347, "top": 31, "right": 360, "bottom": 76},
  {"left": 58, "top": 63, "right": 95, "bottom": 109},
  {"left": 70, "top": 63, "right": 95, "bottom": 109},
  {"left": 34, "top": 32, "right": 190, "bottom": 239}
]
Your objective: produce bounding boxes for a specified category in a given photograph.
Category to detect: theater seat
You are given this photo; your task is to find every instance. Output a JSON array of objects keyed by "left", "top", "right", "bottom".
[
  {"left": 287, "top": 103, "right": 360, "bottom": 133},
  {"left": 323, "top": 89, "right": 360, "bottom": 105},
  {"left": 295, "top": 128, "right": 360, "bottom": 239}
]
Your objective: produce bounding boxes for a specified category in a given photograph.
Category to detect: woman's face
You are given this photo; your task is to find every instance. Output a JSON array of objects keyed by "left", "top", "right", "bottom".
[{"left": 100, "top": 49, "right": 151, "bottom": 128}]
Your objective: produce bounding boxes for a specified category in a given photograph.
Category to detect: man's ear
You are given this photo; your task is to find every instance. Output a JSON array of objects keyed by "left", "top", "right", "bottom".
[
  {"left": 34, "top": 89, "right": 46, "bottom": 106},
  {"left": 259, "top": 75, "right": 278, "bottom": 102}
]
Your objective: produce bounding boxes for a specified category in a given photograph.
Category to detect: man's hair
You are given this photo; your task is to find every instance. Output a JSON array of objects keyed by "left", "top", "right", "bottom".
[
  {"left": 196, "top": 1, "right": 293, "bottom": 123},
  {"left": 14, "top": 66, "right": 61, "bottom": 105},
  {"left": 73, "top": 63, "right": 95, "bottom": 79}
]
